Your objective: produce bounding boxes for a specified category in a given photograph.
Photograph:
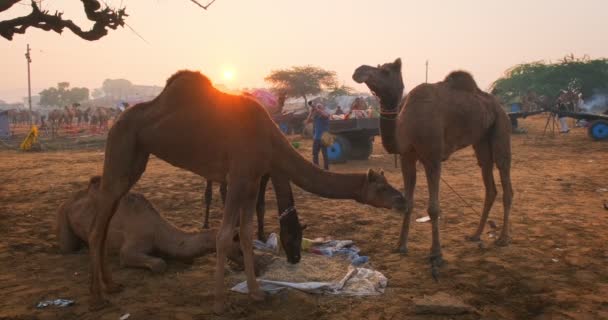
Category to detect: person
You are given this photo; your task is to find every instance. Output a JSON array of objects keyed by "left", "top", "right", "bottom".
[
  {"left": 556, "top": 91, "right": 570, "bottom": 133},
  {"left": 334, "top": 106, "right": 344, "bottom": 115},
  {"left": 306, "top": 102, "right": 330, "bottom": 170}
]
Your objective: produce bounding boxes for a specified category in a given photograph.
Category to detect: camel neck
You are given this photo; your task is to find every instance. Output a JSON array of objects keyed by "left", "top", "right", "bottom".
[
  {"left": 272, "top": 130, "right": 366, "bottom": 201},
  {"left": 156, "top": 223, "right": 215, "bottom": 259},
  {"left": 378, "top": 98, "right": 401, "bottom": 154}
]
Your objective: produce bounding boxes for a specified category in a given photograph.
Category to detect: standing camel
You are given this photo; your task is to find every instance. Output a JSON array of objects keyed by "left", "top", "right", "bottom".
[
  {"left": 353, "top": 58, "right": 513, "bottom": 279},
  {"left": 88, "top": 70, "right": 404, "bottom": 313}
]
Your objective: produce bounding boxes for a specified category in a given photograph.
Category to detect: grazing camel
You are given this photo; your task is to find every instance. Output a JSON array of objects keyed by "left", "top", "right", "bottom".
[
  {"left": 57, "top": 176, "right": 243, "bottom": 272},
  {"left": 88, "top": 70, "right": 404, "bottom": 313},
  {"left": 353, "top": 58, "right": 513, "bottom": 279}
]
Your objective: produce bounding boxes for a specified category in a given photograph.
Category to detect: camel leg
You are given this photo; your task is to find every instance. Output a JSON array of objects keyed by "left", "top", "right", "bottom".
[
  {"left": 422, "top": 160, "right": 443, "bottom": 280},
  {"left": 396, "top": 152, "right": 417, "bottom": 254},
  {"left": 56, "top": 205, "right": 83, "bottom": 253},
  {"left": 495, "top": 160, "right": 513, "bottom": 246},
  {"left": 120, "top": 244, "right": 167, "bottom": 273},
  {"left": 214, "top": 176, "right": 262, "bottom": 314},
  {"left": 220, "top": 182, "right": 227, "bottom": 204},
  {"left": 466, "top": 141, "right": 497, "bottom": 242},
  {"left": 88, "top": 125, "right": 149, "bottom": 310},
  {"left": 203, "top": 180, "right": 213, "bottom": 229},
  {"left": 256, "top": 174, "right": 270, "bottom": 241}
]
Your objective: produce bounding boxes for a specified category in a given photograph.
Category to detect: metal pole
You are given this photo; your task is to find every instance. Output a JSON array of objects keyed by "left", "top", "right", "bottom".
[
  {"left": 425, "top": 60, "right": 428, "bottom": 83},
  {"left": 25, "top": 44, "right": 32, "bottom": 125}
]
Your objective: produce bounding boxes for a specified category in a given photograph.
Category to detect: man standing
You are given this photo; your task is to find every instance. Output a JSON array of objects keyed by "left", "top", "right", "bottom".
[{"left": 306, "top": 102, "right": 330, "bottom": 170}]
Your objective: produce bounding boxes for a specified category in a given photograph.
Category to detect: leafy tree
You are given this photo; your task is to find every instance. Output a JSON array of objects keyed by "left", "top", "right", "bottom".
[
  {"left": 39, "top": 82, "right": 90, "bottom": 107},
  {"left": 265, "top": 66, "right": 338, "bottom": 108},
  {"left": 327, "top": 84, "right": 355, "bottom": 99},
  {"left": 102, "top": 79, "right": 133, "bottom": 99},
  {"left": 491, "top": 55, "right": 608, "bottom": 104},
  {"left": 91, "top": 88, "right": 105, "bottom": 99}
]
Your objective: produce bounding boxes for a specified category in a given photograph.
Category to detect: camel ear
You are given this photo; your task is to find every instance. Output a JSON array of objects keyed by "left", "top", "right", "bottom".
[
  {"left": 367, "top": 168, "right": 379, "bottom": 182},
  {"left": 392, "top": 58, "right": 402, "bottom": 71}
]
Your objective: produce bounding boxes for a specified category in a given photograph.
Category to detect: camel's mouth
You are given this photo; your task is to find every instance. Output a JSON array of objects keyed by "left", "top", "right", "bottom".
[{"left": 352, "top": 65, "right": 375, "bottom": 83}]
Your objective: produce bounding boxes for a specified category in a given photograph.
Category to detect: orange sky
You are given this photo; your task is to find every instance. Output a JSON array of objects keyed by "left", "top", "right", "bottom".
[{"left": 1, "top": 0, "right": 607, "bottom": 103}]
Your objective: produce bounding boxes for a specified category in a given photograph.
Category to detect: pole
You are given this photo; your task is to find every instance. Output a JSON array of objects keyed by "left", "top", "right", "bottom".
[
  {"left": 25, "top": 44, "right": 32, "bottom": 125},
  {"left": 425, "top": 60, "right": 428, "bottom": 83}
]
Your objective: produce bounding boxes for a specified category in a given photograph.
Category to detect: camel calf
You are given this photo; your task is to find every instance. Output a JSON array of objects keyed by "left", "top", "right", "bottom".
[{"left": 56, "top": 176, "right": 241, "bottom": 272}]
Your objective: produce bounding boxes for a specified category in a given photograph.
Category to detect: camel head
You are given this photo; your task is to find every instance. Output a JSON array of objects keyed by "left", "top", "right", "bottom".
[
  {"left": 279, "top": 207, "right": 306, "bottom": 264},
  {"left": 352, "top": 58, "right": 404, "bottom": 111},
  {"left": 361, "top": 169, "right": 405, "bottom": 210}
]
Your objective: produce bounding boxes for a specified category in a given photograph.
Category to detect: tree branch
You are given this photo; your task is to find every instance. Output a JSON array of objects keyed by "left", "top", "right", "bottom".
[
  {"left": 0, "top": 0, "right": 127, "bottom": 41},
  {"left": 189, "top": 0, "right": 216, "bottom": 10}
]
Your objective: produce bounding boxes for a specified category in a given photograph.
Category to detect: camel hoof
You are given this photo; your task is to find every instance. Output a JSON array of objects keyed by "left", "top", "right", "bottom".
[
  {"left": 393, "top": 247, "right": 408, "bottom": 255},
  {"left": 213, "top": 301, "right": 226, "bottom": 315},
  {"left": 430, "top": 255, "right": 444, "bottom": 281},
  {"left": 88, "top": 298, "right": 110, "bottom": 311},
  {"left": 150, "top": 261, "right": 167, "bottom": 273},
  {"left": 495, "top": 236, "right": 511, "bottom": 247},
  {"left": 104, "top": 282, "right": 124, "bottom": 294},
  {"left": 249, "top": 290, "right": 266, "bottom": 302},
  {"left": 465, "top": 234, "right": 481, "bottom": 242}
]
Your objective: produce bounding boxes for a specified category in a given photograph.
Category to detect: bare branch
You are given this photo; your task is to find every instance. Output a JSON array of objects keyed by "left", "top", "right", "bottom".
[
  {"left": 0, "top": 0, "right": 22, "bottom": 13},
  {"left": 0, "top": 0, "right": 127, "bottom": 41},
  {"left": 190, "top": 0, "right": 216, "bottom": 10}
]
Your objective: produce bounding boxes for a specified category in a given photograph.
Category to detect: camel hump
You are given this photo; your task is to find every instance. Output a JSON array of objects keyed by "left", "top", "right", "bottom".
[
  {"left": 444, "top": 71, "right": 478, "bottom": 92},
  {"left": 165, "top": 70, "right": 212, "bottom": 89}
]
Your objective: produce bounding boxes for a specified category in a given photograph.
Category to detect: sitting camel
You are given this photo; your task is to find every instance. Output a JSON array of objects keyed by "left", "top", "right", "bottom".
[
  {"left": 88, "top": 70, "right": 405, "bottom": 313},
  {"left": 57, "top": 176, "right": 242, "bottom": 273},
  {"left": 353, "top": 59, "right": 513, "bottom": 279}
]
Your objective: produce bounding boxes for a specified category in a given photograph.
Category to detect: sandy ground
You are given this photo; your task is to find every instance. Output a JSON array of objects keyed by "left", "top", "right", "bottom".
[{"left": 1, "top": 116, "right": 607, "bottom": 320}]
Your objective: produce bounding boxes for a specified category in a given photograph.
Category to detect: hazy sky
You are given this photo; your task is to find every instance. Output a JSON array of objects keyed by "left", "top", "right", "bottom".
[{"left": 1, "top": 0, "right": 607, "bottom": 103}]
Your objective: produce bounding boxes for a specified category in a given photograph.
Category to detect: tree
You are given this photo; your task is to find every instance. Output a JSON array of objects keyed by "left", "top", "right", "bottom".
[
  {"left": 327, "top": 84, "right": 355, "bottom": 99},
  {"left": 102, "top": 78, "right": 133, "bottom": 99},
  {"left": 491, "top": 55, "right": 608, "bottom": 104},
  {"left": 265, "top": 66, "right": 338, "bottom": 108},
  {"left": 39, "top": 82, "right": 89, "bottom": 107},
  {"left": 0, "top": 0, "right": 216, "bottom": 41}
]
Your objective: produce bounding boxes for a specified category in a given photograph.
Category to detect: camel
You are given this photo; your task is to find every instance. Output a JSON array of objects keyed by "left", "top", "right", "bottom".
[
  {"left": 353, "top": 58, "right": 513, "bottom": 279},
  {"left": 203, "top": 174, "right": 286, "bottom": 242},
  {"left": 88, "top": 70, "right": 405, "bottom": 313},
  {"left": 57, "top": 176, "right": 243, "bottom": 272},
  {"left": 48, "top": 109, "right": 64, "bottom": 136}
]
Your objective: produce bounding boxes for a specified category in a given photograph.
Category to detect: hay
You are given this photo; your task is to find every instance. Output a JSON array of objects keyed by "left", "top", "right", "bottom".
[{"left": 261, "top": 253, "right": 349, "bottom": 283}]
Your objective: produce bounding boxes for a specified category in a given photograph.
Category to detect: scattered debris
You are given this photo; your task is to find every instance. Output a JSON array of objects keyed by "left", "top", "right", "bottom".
[
  {"left": 488, "top": 220, "right": 497, "bottom": 229},
  {"left": 552, "top": 259, "right": 559, "bottom": 263},
  {"left": 604, "top": 201, "right": 608, "bottom": 210},
  {"left": 119, "top": 313, "right": 130, "bottom": 320},
  {"left": 596, "top": 188, "right": 608, "bottom": 193},
  {"left": 36, "top": 299, "right": 74, "bottom": 308},
  {"left": 416, "top": 216, "right": 431, "bottom": 223},
  {"left": 413, "top": 292, "right": 475, "bottom": 315}
]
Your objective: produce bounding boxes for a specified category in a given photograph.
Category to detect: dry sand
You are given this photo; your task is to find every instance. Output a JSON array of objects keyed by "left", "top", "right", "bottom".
[{"left": 1, "top": 116, "right": 607, "bottom": 319}]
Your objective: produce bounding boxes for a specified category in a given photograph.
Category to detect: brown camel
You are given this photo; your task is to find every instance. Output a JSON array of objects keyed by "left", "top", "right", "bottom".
[
  {"left": 353, "top": 58, "right": 513, "bottom": 279},
  {"left": 204, "top": 174, "right": 291, "bottom": 242},
  {"left": 57, "top": 176, "right": 242, "bottom": 272},
  {"left": 88, "top": 70, "right": 404, "bottom": 313}
]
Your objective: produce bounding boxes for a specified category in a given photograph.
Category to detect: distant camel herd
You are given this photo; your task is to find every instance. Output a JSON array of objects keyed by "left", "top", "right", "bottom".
[{"left": 6, "top": 105, "right": 121, "bottom": 136}]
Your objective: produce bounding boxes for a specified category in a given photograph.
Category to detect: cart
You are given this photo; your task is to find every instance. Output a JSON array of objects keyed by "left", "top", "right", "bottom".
[{"left": 326, "top": 118, "right": 379, "bottom": 163}]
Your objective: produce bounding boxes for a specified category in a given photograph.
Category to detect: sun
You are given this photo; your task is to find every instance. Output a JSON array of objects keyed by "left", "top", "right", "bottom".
[{"left": 223, "top": 70, "right": 234, "bottom": 81}]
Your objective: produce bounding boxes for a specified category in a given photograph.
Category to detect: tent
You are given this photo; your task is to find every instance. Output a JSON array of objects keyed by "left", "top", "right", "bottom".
[{"left": 0, "top": 110, "right": 10, "bottom": 138}]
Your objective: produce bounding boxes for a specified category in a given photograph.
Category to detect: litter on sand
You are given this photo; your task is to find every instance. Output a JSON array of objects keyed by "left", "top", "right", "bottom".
[
  {"left": 36, "top": 299, "right": 74, "bottom": 308},
  {"left": 235, "top": 233, "right": 386, "bottom": 296},
  {"left": 119, "top": 313, "right": 130, "bottom": 320},
  {"left": 231, "top": 265, "right": 387, "bottom": 296},
  {"left": 416, "top": 216, "right": 431, "bottom": 223}
]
